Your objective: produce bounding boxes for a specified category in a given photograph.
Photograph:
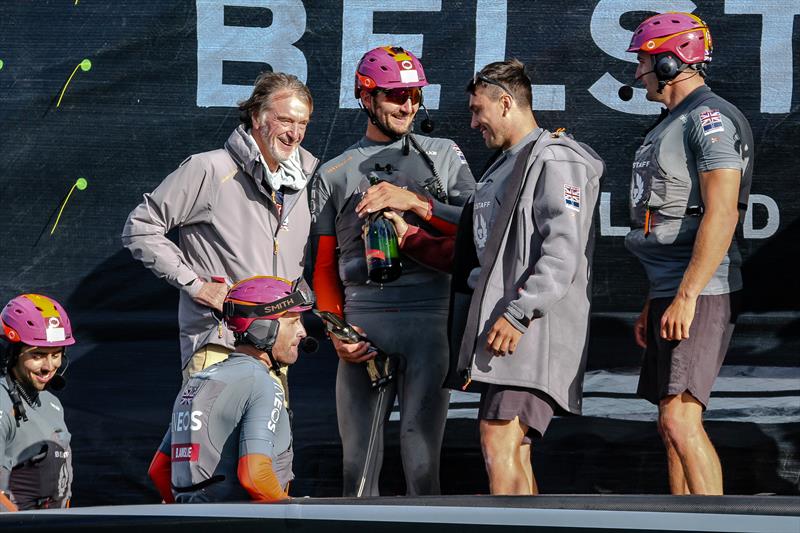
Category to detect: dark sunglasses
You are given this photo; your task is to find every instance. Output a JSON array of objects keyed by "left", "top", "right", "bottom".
[
  {"left": 374, "top": 86, "right": 422, "bottom": 105},
  {"left": 469, "top": 72, "right": 513, "bottom": 97}
]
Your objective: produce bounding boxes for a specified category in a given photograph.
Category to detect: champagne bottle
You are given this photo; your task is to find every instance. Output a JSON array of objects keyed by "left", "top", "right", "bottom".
[{"left": 364, "top": 173, "right": 402, "bottom": 283}]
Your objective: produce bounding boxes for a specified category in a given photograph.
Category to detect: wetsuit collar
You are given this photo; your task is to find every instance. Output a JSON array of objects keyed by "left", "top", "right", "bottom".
[
  {"left": 669, "top": 85, "right": 711, "bottom": 116},
  {"left": 357, "top": 135, "right": 404, "bottom": 151}
]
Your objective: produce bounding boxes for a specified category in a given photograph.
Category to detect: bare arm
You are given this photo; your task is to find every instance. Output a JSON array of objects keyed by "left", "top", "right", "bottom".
[{"left": 660, "top": 168, "right": 741, "bottom": 340}]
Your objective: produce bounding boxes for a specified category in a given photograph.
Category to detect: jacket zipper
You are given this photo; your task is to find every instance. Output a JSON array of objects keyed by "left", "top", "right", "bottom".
[
  {"left": 271, "top": 190, "right": 280, "bottom": 274},
  {"left": 463, "top": 132, "right": 546, "bottom": 389}
]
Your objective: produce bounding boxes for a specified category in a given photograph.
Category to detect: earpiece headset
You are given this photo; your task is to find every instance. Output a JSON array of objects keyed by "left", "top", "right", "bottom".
[
  {"left": 417, "top": 91, "right": 435, "bottom": 133},
  {"left": 654, "top": 53, "right": 682, "bottom": 82}
]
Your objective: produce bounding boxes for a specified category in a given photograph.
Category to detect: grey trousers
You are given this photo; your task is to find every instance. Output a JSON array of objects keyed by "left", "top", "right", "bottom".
[{"left": 337, "top": 309, "right": 450, "bottom": 496}]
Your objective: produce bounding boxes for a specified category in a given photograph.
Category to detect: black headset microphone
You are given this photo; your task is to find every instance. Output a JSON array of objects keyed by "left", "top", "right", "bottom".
[
  {"left": 618, "top": 68, "right": 655, "bottom": 101},
  {"left": 419, "top": 102, "right": 435, "bottom": 133},
  {"left": 618, "top": 84, "right": 634, "bottom": 102},
  {"left": 620, "top": 53, "right": 694, "bottom": 101},
  {"left": 299, "top": 336, "right": 319, "bottom": 354}
]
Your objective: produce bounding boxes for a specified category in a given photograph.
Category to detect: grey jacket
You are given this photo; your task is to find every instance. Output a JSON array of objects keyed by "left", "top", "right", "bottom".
[
  {"left": 454, "top": 131, "right": 604, "bottom": 415},
  {"left": 122, "top": 126, "right": 318, "bottom": 367}
]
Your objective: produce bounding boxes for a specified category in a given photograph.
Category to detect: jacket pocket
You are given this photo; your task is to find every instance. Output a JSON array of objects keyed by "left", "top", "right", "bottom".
[{"left": 518, "top": 207, "right": 528, "bottom": 267}]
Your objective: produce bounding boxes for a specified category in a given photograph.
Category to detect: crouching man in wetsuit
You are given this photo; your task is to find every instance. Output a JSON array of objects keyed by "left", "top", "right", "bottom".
[
  {"left": 148, "top": 276, "right": 312, "bottom": 503},
  {"left": 0, "top": 294, "right": 75, "bottom": 511}
]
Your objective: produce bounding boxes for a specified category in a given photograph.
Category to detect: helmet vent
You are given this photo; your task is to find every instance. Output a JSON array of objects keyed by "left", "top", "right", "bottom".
[
  {"left": 380, "top": 65, "right": 388, "bottom": 71},
  {"left": 368, "top": 57, "right": 377, "bottom": 63},
  {"left": 27, "top": 320, "right": 35, "bottom": 326},
  {"left": 14, "top": 308, "right": 23, "bottom": 314}
]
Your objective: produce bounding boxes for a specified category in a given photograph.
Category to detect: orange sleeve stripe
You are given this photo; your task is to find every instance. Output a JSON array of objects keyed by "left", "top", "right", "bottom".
[
  {"left": 237, "top": 454, "right": 288, "bottom": 502},
  {"left": 147, "top": 450, "right": 174, "bottom": 504},
  {"left": 312, "top": 235, "right": 344, "bottom": 317},
  {"left": 0, "top": 490, "right": 18, "bottom": 512}
]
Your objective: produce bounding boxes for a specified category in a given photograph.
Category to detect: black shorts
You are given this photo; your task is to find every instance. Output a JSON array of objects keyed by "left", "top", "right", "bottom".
[
  {"left": 479, "top": 384, "right": 556, "bottom": 443},
  {"left": 638, "top": 291, "right": 741, "bottom": 408}
]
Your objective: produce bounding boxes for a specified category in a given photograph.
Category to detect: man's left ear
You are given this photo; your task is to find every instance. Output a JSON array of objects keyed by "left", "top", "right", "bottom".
[
  {"left": 251, "top": 112, "right": 262, "bottom": 131},
  {"left": 501, "top": 94, "right": 513, "bottom": 116},
  {"left": 360, "top": 89, "right": 373, "bottom": 109}
]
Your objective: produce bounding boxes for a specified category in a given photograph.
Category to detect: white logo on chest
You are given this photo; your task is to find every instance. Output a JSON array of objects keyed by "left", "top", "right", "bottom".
[
  {"left": 474, "top": 213, "right": 488, "bottom": 249},
  {"left": 631, "top": 173, "right": 645, "bottom": 206},
  {"left": 268, "top": 384, "right": 285, "bottom": 433}
]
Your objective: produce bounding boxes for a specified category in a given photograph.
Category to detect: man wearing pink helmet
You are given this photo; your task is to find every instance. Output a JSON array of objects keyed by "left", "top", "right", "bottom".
[
  {"left": 148, "top": 276, "right": 312, "bottom": 503},
  {"left": 310, "top": 46, "right": 474, "bottom": 496},
  {"left": 0, "top": 294, "right": 75, "bottom": 511},
  {"left": 625, "top": 12, "right": 754, "bottom": 494}
]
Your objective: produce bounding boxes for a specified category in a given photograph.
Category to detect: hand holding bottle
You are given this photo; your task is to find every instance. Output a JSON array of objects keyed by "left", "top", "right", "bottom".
[
  {"left": 362, "top": 173, "right": 403, "bottom": 283},
  {"left": 381, "top": 211, "right": 409, "bottom": 245}
]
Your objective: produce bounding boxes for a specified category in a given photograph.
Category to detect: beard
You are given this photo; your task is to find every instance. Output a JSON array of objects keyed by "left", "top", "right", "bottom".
[
  {"left": 378, "top": 115, "right": 413, "bottom": 137},
  {"left": 258, "top": 128, "right": 296, "bottom": 167},
  {"left": 370, "top": 100, "right": 415, "bottom": 138}
]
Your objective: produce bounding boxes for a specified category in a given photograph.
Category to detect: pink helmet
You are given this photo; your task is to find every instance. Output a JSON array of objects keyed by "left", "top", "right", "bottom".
[
  {"left": 1, "top": 294, "right": 76, "bottom": 347},
  {"left": 223, "top": 276, "right": 313, "bottom": 334},
  {"left": 354, "top": 46, "right": 429, "bottom": 99},
  {"left": 627, "top": 12, "right": 712, "bottom": 65}
]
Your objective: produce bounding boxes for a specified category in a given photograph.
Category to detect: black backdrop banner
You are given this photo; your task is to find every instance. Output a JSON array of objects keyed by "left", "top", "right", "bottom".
[
  {"left": 0, "top": 0, "right": 797, "bottom": 504},
  {"left": 0, "top": 0, "right": 797, "bottom": 312}
]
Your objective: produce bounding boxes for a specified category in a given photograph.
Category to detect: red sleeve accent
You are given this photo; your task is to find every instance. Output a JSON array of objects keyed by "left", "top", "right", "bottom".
[
  {"left": 424, "top": 200, "right": 458, "bottom": 236},
  {"left": 148, "top": 450, "right": 175, "bottom": 504},
  {"left": 427, "top": 214, "right": 458, "bottom": 236},
  {"left": 237, "top": 454, "right": 289, "bottom": 502},
  {"left": 313, "top": 235, "right": 344, "bottom": 317},
  {"left": 401, "top": 225, "right": 455, "bottom": 272}
]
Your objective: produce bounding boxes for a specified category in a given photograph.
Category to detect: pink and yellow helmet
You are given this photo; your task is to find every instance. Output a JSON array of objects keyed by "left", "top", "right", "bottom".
[
  {"left": 354, "top": 46, "right": 429, "bottom": 99},
  {"left": 1, "top": 294, "right": 76, "bottom": 347},
  {"left": 627, "top": 12, "right": 712, "bottom": 65}
]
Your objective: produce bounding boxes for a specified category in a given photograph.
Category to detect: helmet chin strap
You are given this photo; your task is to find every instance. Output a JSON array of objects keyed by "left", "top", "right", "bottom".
[
  {"left": 658, "top": 69, "right": 702, "bottom": 94},
  {"left": 239, "top": 321, "right": 282, "bottom": 371},
  {"left": 243, "top": 333, "right": 281, "bottom": 371}
]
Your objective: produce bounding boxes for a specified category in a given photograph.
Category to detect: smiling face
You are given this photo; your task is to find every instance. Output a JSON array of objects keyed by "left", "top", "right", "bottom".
[
  {"left": 12, "top": 345, "right": 63, "bottom": 391},
  {"left": 468, "top": 85, "right": 510, "bottom": 151},
  {"left": 363, "top": 88, "right": 419, "bottom": 140},
  {"left": 270, "top": 313, "right": 307, "bottom": 366},
  {"left": 251, "top": 91, "right": 311, "bottom": 172}
]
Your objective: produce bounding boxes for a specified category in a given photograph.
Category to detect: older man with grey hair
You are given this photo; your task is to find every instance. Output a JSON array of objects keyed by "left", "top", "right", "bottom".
[{"left": 123, "top": 72, "right": 318, "bottom": 386}]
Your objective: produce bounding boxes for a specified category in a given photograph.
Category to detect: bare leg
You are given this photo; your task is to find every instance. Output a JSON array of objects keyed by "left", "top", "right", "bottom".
[
  {"left": 480, "top": 417, "right": 531, "bottom": 495},
  {"left": 659, "top": 393, "right": 723, "bottom": 495},
  {"left": 658, "top": 418, "right": 689, "bottom": 494},
  {"left": 518, "top": 443, "right": 538, "bottom": 494}
]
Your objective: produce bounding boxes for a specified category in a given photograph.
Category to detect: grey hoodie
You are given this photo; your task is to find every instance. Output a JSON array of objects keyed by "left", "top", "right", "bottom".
[
  {"left": 454, "top": 130, "right": 604, "bottom": 415},
  {"left": 122, "top": 125, "right": 318, "bottom": 367}
]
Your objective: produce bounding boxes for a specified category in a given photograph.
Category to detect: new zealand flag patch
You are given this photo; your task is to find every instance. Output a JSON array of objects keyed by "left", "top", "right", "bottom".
[
  {"left": 564, "top": 184, "right": 581, "bottom": 212},
  {"left": 700, "top": 109, "right": 724, "bottom": 136}
]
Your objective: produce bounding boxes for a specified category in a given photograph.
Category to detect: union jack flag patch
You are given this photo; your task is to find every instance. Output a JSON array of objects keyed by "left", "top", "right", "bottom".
[
  {"left": 700, "top": 109, "right": 724, "bottom": 136},
  {"left": 564, "top": 184, "right": 581, "bottom": 212},
  {"left": 180, "top": 386, "right": 198, "bottom": 405},
  {"left": 451, "top": 144, "right": 467, "bottom": 164}
]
